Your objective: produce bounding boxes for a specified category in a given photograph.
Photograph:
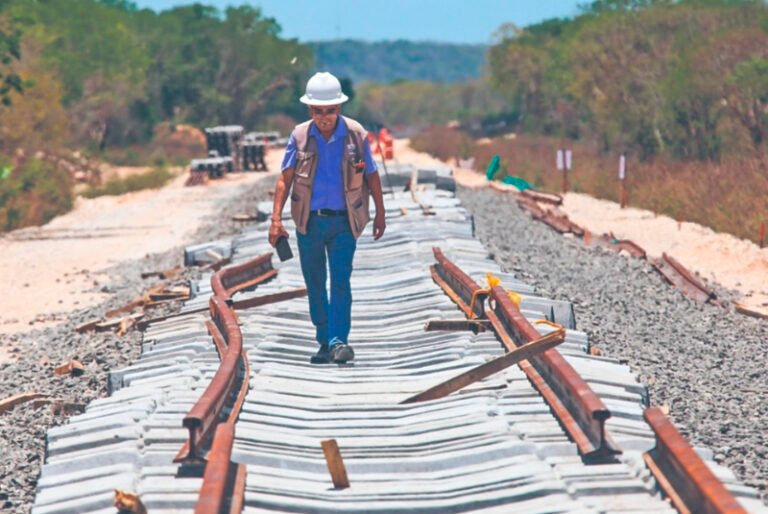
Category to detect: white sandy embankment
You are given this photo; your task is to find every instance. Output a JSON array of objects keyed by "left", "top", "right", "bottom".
[
  {"left": 0, "top": 152, "right": 282, "bottom": 346},
  {"left": 393, "top": 138, "right": 768, "bottom": 314}
]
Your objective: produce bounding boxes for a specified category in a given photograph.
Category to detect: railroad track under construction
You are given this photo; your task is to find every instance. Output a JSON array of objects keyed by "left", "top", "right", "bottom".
[{"left": 31, "top": 163, "right": 766, "bottom": 513}]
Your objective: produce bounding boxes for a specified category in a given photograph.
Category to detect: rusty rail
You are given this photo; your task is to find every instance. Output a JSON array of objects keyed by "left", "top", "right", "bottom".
[
  {"left": 175, "top": 294, "right": 247, "bottom": 463},
  {"left": 652, "top": 252, "right": 720, "bottom": 306},
  {"left": 211, "top": 252, "right": 277, "bottom": 299},
  {"left": 521, "top": 189, "right": 563, "bottom": 206},
  {"left": 516, "top": 196, "right": 584, "bottom": 237},
  {"left": 431, "top": 246, "right": 621, "bottom": 461},
  {"left": 432, "top": 247, "right": 486, "bottom": 319},
  {"left": 195, "top": 421, "right": 247, "bottom": 514},
  {"left": 643, "top": 407, "right": 746, "bottom": 514},
  {"left": 182, "top": 254, "right": 300, "bottom": 510},
  {"left": 487, "top": 285, "right": 620, "bottom": 461},
  {"left": 586, "top": 232, "right": 647, "bottom": 259}
]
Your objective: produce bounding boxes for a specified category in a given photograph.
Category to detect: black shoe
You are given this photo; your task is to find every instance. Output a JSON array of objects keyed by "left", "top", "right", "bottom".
[
  {"left": 310, "top": 345, "right": 331, "bottom": 364},
  {"left": 330, "top": 343, "right": 355, "bottom": 363}
]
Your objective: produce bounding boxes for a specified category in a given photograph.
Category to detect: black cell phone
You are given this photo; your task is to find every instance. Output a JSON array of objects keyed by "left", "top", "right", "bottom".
[{"left": 276, "top": 236, "right": 293, "bottom": 262}]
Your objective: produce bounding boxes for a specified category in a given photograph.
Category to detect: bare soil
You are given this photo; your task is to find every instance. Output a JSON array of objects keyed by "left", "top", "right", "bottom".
[{"left": 0, "top": 151, "right": 282, "bottom": 350}]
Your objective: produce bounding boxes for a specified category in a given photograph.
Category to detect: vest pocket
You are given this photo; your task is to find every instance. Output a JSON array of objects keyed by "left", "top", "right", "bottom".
[
  {"left": 346, "top": 166, "right": 364, "bottom": 190},
  {"left": 291, "top": 180, "right": 312, "bottom": 233},
  {"left": 346, "top": 187, "right": 370, "bottom": 236},
  {"left": 295, "top": 151, "right": 315, "bottom": 178}
]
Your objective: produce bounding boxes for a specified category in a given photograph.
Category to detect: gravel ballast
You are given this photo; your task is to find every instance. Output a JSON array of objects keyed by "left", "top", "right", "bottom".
[
  {"left": 3, "top": 175, "right": 765, "bottom": 512},
  {"left": 0, "top": 173, "right": 275, "bottom": 514},
  {"left": 458, "top": 186, "right": 768, "bottom": 505}
]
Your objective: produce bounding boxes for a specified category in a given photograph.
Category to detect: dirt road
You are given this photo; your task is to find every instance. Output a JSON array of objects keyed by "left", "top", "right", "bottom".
[{"left": 0, "top": 156, "right": 281, "bottom": 344}]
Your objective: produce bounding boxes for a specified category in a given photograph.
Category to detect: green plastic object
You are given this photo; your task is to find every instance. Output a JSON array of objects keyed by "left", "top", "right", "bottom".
[
  {"left": 0, "top": 166, "right": 10, "bottom": 180},
  {"left": 501, "top": 175, "right": 533, "bottom": 191},
  {"left": 485, "top": 155, "right": 500, "bottom": 180}
]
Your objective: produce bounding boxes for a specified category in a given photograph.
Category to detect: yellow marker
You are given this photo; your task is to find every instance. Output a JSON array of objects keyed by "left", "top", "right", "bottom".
[
  {"left": 485, "top": 273, "right": 500, "bottom": 288},
  {"left": 507, "top": 291, "right": 522, "bottom": 307}
]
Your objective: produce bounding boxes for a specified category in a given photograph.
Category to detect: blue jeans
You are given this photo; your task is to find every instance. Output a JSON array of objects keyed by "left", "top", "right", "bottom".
[{"left": 296, "top": 214, "right": 357, "bottom": 346}]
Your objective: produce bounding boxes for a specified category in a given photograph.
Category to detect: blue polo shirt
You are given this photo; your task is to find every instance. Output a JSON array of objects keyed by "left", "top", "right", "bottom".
[{"left": 281, "top": 118, "right": 378, "bottom": 211}]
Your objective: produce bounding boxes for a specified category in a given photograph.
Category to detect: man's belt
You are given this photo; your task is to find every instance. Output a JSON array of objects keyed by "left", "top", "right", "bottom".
[{"left": 312, "top": 209, "right": 348, "bottom": 217}]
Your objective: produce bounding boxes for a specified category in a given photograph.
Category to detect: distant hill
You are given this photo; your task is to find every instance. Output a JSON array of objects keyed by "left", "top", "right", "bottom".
[{"left": 310, "top": 40, "right": 487, "bottom": 84}]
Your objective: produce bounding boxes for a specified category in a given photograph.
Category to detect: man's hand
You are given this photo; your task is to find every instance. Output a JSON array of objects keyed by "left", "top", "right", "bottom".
[
  {"left": 373, "top": 211, "right": 386, "bottom": 240},
  {"left": 268, "top": 219, "right": 289, "bottom": 247}
]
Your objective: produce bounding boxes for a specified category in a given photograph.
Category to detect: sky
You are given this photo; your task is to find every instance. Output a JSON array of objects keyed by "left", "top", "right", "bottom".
[{"left": 132, "top": 0, "right": 585, "bottom": 44}]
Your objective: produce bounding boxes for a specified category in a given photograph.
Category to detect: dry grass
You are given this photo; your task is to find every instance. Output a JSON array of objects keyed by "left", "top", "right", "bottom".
[
  {"left": 413, "top": 127, "right": 768, "bottom": 244},
  {"left": 81, "top": 166, "right": 175, "bottom": 199}
]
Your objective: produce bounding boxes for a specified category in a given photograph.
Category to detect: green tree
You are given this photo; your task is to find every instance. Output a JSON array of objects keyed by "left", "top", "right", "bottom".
[
  {"left": 5, "top": 0, "right": 150, "bottom": 147},
  {"left": 0, "top": 17, "right": 23, "bottom": 106}
]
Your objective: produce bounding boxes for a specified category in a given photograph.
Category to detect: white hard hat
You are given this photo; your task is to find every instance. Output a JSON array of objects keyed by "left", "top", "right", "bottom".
[{"left": 300, "top": 72, "right": 349, "bottom": 106}]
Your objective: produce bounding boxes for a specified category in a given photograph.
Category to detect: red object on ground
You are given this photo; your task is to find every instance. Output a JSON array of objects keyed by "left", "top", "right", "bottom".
[
  {"left": 378, "top": 128, "right": 393, "bottom": 159},
  {"left": 367, "top": 132, "right": 380, "bottom": 154}
]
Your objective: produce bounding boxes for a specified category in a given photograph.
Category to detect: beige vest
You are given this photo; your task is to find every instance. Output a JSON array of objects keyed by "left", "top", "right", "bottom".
[{"left": 289, "top": 116, "right": 371, "bottom": 239}]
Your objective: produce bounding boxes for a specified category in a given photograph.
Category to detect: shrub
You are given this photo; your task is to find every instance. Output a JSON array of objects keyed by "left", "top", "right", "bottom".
[
  {"left": 80, "top": 165, "right": 174, "bottom": 198},
  {"left": 414, "top": 128, "right": 768, "bottom": 245},
  {"left": 0, "top": 157, "right": 73, "bottom": 231}
]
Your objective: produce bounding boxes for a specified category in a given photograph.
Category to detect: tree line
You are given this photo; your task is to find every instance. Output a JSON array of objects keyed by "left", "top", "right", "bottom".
[
  {"left": 487, "top": 0, "right": 768, "bottom": 161},
  {"left": 0, "top": 0, "right": 313, "bottom": 156},
  {"left": 311, "top": 40, "right": 486, "bottom": 84},
  {"left": 0, "top": 0, "right": 314, "bottom": 230}
]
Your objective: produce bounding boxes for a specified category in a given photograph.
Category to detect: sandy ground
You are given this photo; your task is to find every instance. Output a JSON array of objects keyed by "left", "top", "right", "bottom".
[
  {"left": 2, "top": 136, "right": 764, "bottom": 358},
  {"left": 0, "top": 153, "right": 282, "bottom": 346},
  {"left": 393, "top": 138, "right": 768, "bottom": 313}
]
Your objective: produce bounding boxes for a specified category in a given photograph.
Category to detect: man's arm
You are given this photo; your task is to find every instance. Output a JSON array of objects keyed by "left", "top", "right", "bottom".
[
  {"left": 366, "top": 171, "right": 386, "bottom": 240},
  {"left": 268, "top": 168, "right": 294, "bottom": 247}
]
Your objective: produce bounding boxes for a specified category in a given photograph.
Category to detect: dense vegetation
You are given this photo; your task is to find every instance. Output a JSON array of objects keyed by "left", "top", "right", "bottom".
[
  {"left": 0, "top": 0, "right": 766, "bottom": 243},
  {"left": 487, "top": 0, "right": 768, "bottom": 162},
  {"left": 0, "top": 0, "right": 313, "bottom": 230},
  {"left": 311, "top": 40, "right": 486, "bottom": 84},
  {"left": 410, "top": 0, "right": 768, "bottom": 244}
]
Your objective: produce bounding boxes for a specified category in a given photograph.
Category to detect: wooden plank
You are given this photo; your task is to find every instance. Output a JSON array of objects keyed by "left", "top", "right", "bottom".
[
  {"left": 0, "top": 392, "right": 48, "bottom": 414},
  {"left": 104, "top": 298, "right": 146, "bottom": 318},
  {"left": 734, "top": 301, "right": 768, "bottom": 320},
  {"left": 321, "top": 439, "right": 350, "bottom": 489},
  {"left": 401, "top": 329, "right": 565, "bottom": 404},
  {"left": 54, "top": 360, "right": 85, "bottom": 377},
  {"left": 74, "top": 318, "right": 102, "bottom": 333}
]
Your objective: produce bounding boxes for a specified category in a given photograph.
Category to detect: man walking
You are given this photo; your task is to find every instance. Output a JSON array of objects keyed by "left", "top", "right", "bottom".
[{"left": 269, "top": 72, "right": 386, "bottom": 364}]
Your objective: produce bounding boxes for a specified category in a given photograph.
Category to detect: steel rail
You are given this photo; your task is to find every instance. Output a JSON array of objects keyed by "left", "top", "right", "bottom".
[
  {"left": 432, "top": 247, "right": 486, "bottom": 319},
  {"left": 515, "top": 196, "right": 584, "bottom": 236},
  {"left": 487, "top": 284, "right": 620, "bottom": 461},
  {"left": 211, "top": 252, "right": 277, "bottom": 299},
  {"left": 175, "top": 294, "right": 245, "bottom": 464},
  {"left": 194, "top": 421, "right": 247, "bottom": 514},
  {"left": 521, "top": 189, "right": 563, "bottom": 206},
  {"left": 652, "top": 252, "right": 720, "bottom": 306},
  {"left": 588, "top": 232, "right": 647, "bottom": 259},
  {"left": 643, "top": 407, "right": 747, "bottom": 514},
  {"left": 432, "top": 246, "right": 620, "bottom": 461}
]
